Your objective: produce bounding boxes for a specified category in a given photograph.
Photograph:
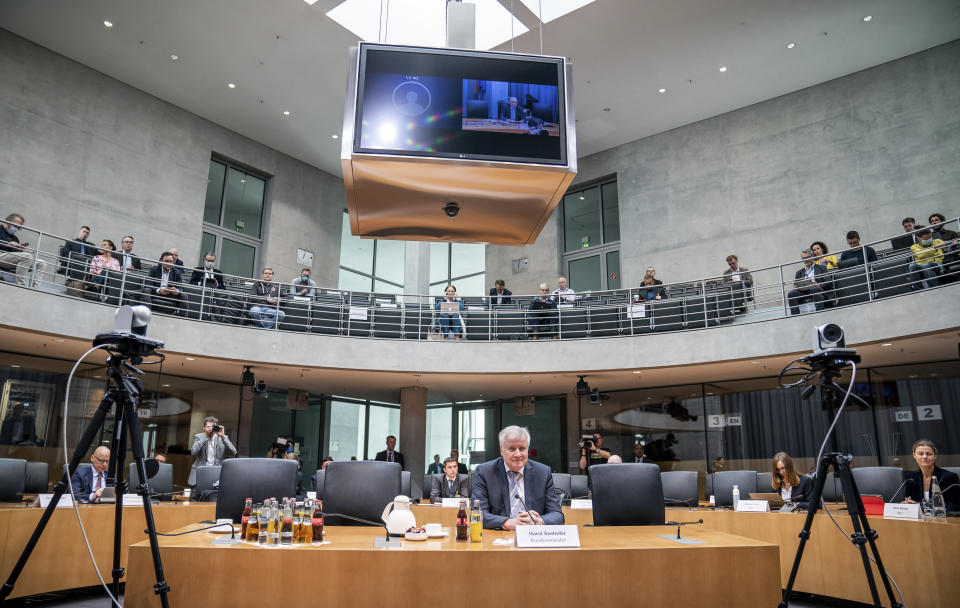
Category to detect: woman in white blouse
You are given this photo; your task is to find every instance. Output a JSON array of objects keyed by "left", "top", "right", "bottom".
[{"left": 772, "top": 452, "right": 811, "bottom": 503}]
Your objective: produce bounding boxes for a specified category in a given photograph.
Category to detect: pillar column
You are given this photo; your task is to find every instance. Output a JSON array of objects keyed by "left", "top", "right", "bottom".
[{"left": 399, "top": 386, "right": 428, "bottom": 498}]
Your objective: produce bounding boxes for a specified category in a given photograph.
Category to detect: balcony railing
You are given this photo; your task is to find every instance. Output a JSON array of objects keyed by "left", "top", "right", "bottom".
[{"left": 1, "top": 218, "right": 957, "bottom": 341}]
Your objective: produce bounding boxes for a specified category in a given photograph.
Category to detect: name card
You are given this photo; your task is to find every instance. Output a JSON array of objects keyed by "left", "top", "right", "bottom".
[
  {"left": 515, "top": 525, "right": 580, "bottom": 549},
  {"left": 569, "top": 499, "right": 593, "bottom": 510},
  {"left": 883, "top": 502, "right": 922, "bottom": 521},
  {"left": 348, "top": 306, "right": 368, "bottom": 321},
  {"left": 122, "top": 494, "right": 144, "bottom": 506},
  {"left": 441, "top": 498, "right": 469, "bottom": 508},
  {"left": 38, "top": 494, "right": 74, "bottom": 508},
  {"left": 735, "top": 500, "right": 770, "bottom": 512}
]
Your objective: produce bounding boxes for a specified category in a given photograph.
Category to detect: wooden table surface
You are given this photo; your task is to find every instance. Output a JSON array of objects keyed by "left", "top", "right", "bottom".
[
  {"left": 0, "top": 501, "right": 215, "bottom": 598},
  {"left": 125, "top": 524, "right": 780, "bottom": 608},
  {"left": 461, "top": 117, "right": 560, "bottom": 136}
]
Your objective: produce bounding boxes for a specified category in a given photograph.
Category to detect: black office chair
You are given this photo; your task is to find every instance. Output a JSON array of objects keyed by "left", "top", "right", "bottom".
[
  {"left": 590, "top": 463, "right": 665, "bottom": 526},
  {"left": 215, "top": 458, "right": 298, "bottom": 522},
  {"left": 819, "top": 471, "right": 844, "bottom": 502},
  {"left": 465, "top": 99, "right": 488, "bottom": 118},
  {"left": 24, "top": 461, "right": 49, "bottom": 494},
  {"left": 570, "top": 474, "right": 589, "bottom": 499},
  {"left": 423, "top": 474, "right": 438, "bottom": 500},
  {"left": 322, "top": 461, "right": 401, "bottom": 526},
  {"left": 851, "top": 466, "right": 904, "bottom": 502},
  {"left": 195, "top": 465, "right": 221, "bottom": 501},
  {"left": 756, "top": 471, "right": 775, "bottom": 494},
  {"left": 552, "top": 473, "right": 572, "bottom": 501},
  {"left": 704, "top": 472, "right": 713, "bottom": 499},
  {"left": 945, "top": 467, "right": 960, "bottom": 480},
  {"left": 0, "top": 458, "right": 28, "bottom": 501},
  {"left": 312, "top": 469, "right": 326, "bottom": 498},
  {"left": 401, "top": 470, "right": 412, "bottom": 499},
  {"left": 712, "top": 471, "right": 758, "bottom": 507},
  {"left": 661, "top": 470, "right": 698, "bottom": 506},
  {"left": 128, "top": 462, "right": 174, "bottom": 499}
]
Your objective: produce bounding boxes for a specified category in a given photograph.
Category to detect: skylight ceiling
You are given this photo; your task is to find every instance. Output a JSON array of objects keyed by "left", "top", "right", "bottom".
[
  {"left": 518, "top": 0, "right": 597, "bottom": 24},
  {"left": 326, "top": 0, "right": 528, "bottom": 49}
]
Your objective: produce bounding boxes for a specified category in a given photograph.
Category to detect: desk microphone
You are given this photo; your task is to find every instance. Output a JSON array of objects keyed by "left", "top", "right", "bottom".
[
  {"left": 514, "top": 492, "right": 542, "bottom": 524},
  {"left": 665, "top": 519, "right": 703, "bottom": 540},
  {"left": 888, "top": 478, "right": 912, "bottom": 503},
  {"left": 930, "top": 484, "right": 958, "bottom": 502},
  {"left": 664, "top": 497, "right": 697, "bottom": 507}
]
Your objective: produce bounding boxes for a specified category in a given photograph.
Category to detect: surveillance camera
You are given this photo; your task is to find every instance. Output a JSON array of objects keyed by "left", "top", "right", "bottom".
[
  {"left": 254, "top": 379, "right": 268, "bottom": 393},
  {"left": 442, "top": 201, "right": 461, "bottom": 218},
  {"left": 812, "top": 323, "right": 845, "bottom": 352},
  {"left": 575, "top": 375, "right": 590, "bottom": 396},
  {"left": 588, "top": 389, "right": 602, "bottom": 405}
]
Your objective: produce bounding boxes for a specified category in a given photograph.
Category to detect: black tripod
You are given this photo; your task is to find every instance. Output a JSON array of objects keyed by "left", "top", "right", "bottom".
[
  {"left": 0, "top": 347, "right": 171, "bottom": 607},
  {"left": 779, "top": 353, "right": 901, "bottom": 608}
]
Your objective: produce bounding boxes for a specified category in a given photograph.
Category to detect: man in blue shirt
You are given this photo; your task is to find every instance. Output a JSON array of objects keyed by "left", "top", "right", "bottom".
[{"left": 838, "top": 231, "right": 877, "bottom": 266}]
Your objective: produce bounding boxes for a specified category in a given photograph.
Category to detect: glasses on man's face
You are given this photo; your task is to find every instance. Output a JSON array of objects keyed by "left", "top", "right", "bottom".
[{"left": 92, "top": 456, "right": 109, "bottom": 465}]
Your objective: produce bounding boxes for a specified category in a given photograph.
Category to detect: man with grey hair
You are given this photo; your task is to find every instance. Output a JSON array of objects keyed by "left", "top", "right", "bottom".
[
  {"left": 552, "top": 276, "right": 576, "bottom": 303},
  {"left": 0, "top": 212, "right": 47, "bottom": 286},
  {"left": 787, "top": 248, "right": 828, "bottom": 315},
  {"left": 526, "top": 282, "right": 557, "bottom": 339},
  {"left": 607, "top": 455, "right": 623, "bottom": 464},
  {"left": 472, "top": 425, "right": 564, "bottom": 529}
]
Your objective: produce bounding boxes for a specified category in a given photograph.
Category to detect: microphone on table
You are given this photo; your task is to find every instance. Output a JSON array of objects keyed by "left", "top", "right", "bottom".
[
  {"left": 888, "top": 478, "right": 912, "bottom": 503},
  {"left": 930, "top": 484, "right": 958, "bottom": 502},
  {"left": 664, "top": 519, "right": 703, "bottom": 540},
  {"left": 514, "top": 492, "right": 542, "bottom": 524},
  {"left": 664, "top": 497, "right": 697, "bottom": 508}
]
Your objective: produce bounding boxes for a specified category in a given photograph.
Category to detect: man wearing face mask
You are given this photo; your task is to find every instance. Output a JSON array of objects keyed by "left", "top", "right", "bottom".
[
  {"left": 290, "top": 268, "right": 316, "bottom": 298},
  {"left": 909, "top": 228, "right": 945, "bottom": 290},
  {"left": 0, "top": 213, "right": 48, "bottom": 287},
  {"left": 189, "top": 252, "right": 225, "bottom": 289}
]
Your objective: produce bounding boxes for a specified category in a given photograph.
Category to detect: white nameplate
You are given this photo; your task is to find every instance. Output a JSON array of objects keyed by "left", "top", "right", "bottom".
[
  {"left": 306, "top": 491, "right": 317, "bottom": 500},
  {"left": 569, "top": 499, "right": 593, "bottom": 510},
  {"left": 348, "top": 306, "right": 368, "bottom": 321},
  {"left": 516, "top": 525, "right": 580, "bottom": 549},
  {"left": 735, "top": 500, "right": 770, "bottom": 512},
  {"left": 883, "top": 502, "right": 922, "bottom": 520},
  {"left": 122, "top": 494, "right": 144, "bottom": 506},
  {"left": 38, "top": 494, "right": 74, "bottom": 508},
  {"left": 441, "top": 497, "right": 469, "bottom": 508}
]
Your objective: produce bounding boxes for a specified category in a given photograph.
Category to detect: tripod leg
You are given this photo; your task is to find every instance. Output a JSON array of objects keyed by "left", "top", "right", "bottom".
[
  {"left": 0, "top": 391, "right": 117, "bottom": 603},
  {"left": 109, "top": 402, "right": 129, "bottom": 598},
  {"left": 122, "top": 393, "right": 171, "bottom": 608},
  {"left": 779, "top": 455, "right": 831, "bottom": 608}
]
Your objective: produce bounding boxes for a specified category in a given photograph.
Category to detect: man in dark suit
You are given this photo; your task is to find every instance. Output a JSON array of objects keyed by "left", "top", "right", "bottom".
[
  {"left": 488, "top": 279, "right": 512, "bottom": 305},
  {"left": 70, "top": 445, "right": 113, "bottom": 503},
  {"left": 144, "top": 251, "right": 183, "bottom": 315},
  {"left": 426, "top": 454, "right": 442, "bottom": 475},
  {"left": 60, "top": 225, "right": 93, "bottom": 295},
  {"left": 787, "top": 248, "right": 830, "bottom": 315},
  {"left": 169, "top": 247, "right": 185, "bottom": 267},
  {"left": 498, "top": 96, "right": 521, "bottom": 121},
  {"left": 374, "top": 435, "right": 405, "bottom": 470},
  {"left": 118, "top": 235, "right": 142, "bottom": 272},
  {"left": 430, "top": 457, "right": 470, "bottom": 502},
  {"left": 472, "top": 425, "right": 564, "bottom": 529},
  {"left": 450, "top": 448, "right": 468, "bottom": 474},
  {"left": 189, "top": 251, "right": 226, "bottom": 290},
  {"left": 891, "top": 217, "right": 923, "bottom": 251},
  {"left": 629, "top": 443, "right": 655, "bottom": 464}
]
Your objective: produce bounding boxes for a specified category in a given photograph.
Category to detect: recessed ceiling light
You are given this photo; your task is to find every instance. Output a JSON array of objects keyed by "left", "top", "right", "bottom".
[
  {"left": 103, "top": 20, "right": 114, "bottom": 28},
  {"left": 161, "top": 384, "right": 170, "bottom": 387},
  {"left": 908, "top": 374, "right": 919, "bottom": 378},
  {"left": 169, "top": 54, "right": 179, "bottom": 61},
  {"left": 227, "top": 83, "right": 236, "bottom": 89},
  {"left": 11, "top": 365, "right": 20, "bottom": 368},
  {"left": 657, "top": 88, "right": 666, "bottom": 94},
  {"left": 751, "top": 361, "right": 761, "bottom": 364},
  {"left": 880, "top": 343, "right": 893, "bottom": 347},
  {"left": 185, "top": 357, "right": 196, "bottom": 361},
  {"left": 786, "top": 42, "right": 796, "bottom": 49},
  {"left": 579, "top": 195, "right": 585, "bottom": 200},
  {"left": 303, "top": 0, "right": 320, "bottom": 5},
  {"left": 521, "top": 375, "right": 530, "bottom": 378},
  {"left": 54, "top": 338, "right": 65, "bottom": 342},
  {"left": 706, "top": 392, "right": 714, "bottom": 395},
  {"left": 633, "top": 371, "right": 642, "bottom": 374},
  {"left": 719, "top": 66, "right": 728, "bottom": 72},
  {"left": 863, "top": 15, "right": 872, "bottom": 22},
  {"left": 331, "top": 134, "right": 339, "bottom": 139},
  {"left": 283, "top": 110, "right": 291, "bottom": 116}
]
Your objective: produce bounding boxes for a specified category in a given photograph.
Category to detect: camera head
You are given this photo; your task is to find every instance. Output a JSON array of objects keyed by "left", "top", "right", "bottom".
[
  {"left": 812, "top": 323, "right": 845, "bottom": 352},
  {"left": 93, "top": 305, "right": 164, "bottom": 361},
  {"left": 442, "top": 201, "right": 461, "bottom": 218}
]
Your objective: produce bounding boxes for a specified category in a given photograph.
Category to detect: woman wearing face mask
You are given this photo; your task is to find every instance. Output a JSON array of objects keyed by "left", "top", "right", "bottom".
[
  {"left": 908, "top": 228, "right": 945, "bottom": 289},
  {"left": 810, "top": 241, "right": 839, "bottom": 270},
  {"left": 88, "top": 239, "right": 121, "bottom": 289}
]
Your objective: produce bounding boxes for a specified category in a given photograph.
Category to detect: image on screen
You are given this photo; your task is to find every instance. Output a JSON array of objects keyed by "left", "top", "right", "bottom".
[{"left": 354, "top": 46, "right": 566, "bottom": 164}]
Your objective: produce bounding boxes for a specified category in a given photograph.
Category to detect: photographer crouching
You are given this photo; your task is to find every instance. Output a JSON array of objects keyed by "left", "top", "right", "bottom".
[{"left": 189, "top": 416, "right": 236, "bottom": 488}]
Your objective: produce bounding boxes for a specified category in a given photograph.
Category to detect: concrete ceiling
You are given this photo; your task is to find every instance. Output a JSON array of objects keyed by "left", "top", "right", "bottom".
[
  {"left": 1, "top": 0, "right": 958, "bottom": 178},
  {"left": 2, "top": 324, "right": 957, "bottom": 404}
]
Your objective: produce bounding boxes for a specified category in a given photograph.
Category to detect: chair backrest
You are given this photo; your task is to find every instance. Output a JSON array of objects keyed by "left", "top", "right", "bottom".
[
  {"left": 660, "top": 470, "right": 698, "bottom": 506},
  {"left": 944, "top": 467, "right": 960, "bottom": 480},
  {"left": 590, "top": 463, "right": 665, "bottom": 526},
  {"left": 195, "top": 465, "right": 222, "bottom": 496},
  {"left": 819, "top": 471, "right": 843, "bottom": 502},
  {"left": 552, "top": 473, "right": 572, "bottom": 500},
  {"left": 313, "top": 469, "right": 326, "bottom": 498},
  {"left": 423, "top": 474, "right": 437, "bottom": 499},
  {"left": 851, "top": 466, "right": 905, "bottom": 502},
  {"left": 24, "top": 461, "right": 49, "bottom": 494},
  {"left": 215, "top": 458, "right": 298, "bottom": 522},
  {"left": 756, "top": 471, "right": 775, "bottom": 494},
  {"left": 465, "top": 99, "right": 487, "bottom": 118},
  {"left": 0, "top": 458, "right": 28, "bottom": 501},
  {"left": 128, "top": 462, "right": 174, "bottom": 498},
  {"left": 712, "top": 471, "right": 758, "bottom": 506},
  {"left": 704, "top": 473, "right": 713, "bottom": 499},
  {"left": 322, "top": 461, "right": 401, "bottom": 526},
  {"left": 401, "top": 470, "right": 412, "bottom": 499},
  {"left": 570, "top": 474, "right": 589, "bottom": 499}
]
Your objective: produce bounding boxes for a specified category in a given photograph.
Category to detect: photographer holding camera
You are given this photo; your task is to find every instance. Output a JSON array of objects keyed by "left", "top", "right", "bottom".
[
  {"left": 266, "top": 436, "right": 293, "bottom": 459},
  {"left": 578, "top": 431, "right": 611, "bottom": 472},
  {"left": 188, "top": 416, "right": 236, "bottom": 487}
]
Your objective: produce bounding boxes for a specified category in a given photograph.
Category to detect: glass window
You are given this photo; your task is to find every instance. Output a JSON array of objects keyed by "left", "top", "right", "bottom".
[
  {"left": 429, "top": 243, "right": 449, "bottom": 285},
  {"left": 339, "top": 211, "right": 406, "bottom": 293},
  {"left": 568, "top": 256, "right": 602, "bottom": 292},
  {"left": 429, "top": 242, "right": 487, "bottom": 296},
  {"left": 339, "top": 211, "right": 374, "bottom": 275},
  {"left": 366, "top": 405, "right": 400, "bottom": 460},
  {"left": 222, "top": 168, "right": 265, "bottom": 239},
  {"left": 374, "top": 239, "right": 406, "bottom": 286},
  {"left": 339, "top": 268, "right": 374, "bottom": 292},
  {"left": 451, "top": 243, "right": 485, "bottom": 279},
  {"left": 203, "top": 161, "right": 226, "bottom": 225},
  {"left": 563, "top": 186, "right": 602, "bottom": 252},
  {"left": 326, "top": 399, "right": 366, "bottom": 462},
  {"left": 200, "top": 232, "right": 217, "bottom": 266},
  {"left": 601, "top": 181, "right": 620, "bottom": 243},
  {"left": 606, "top": 250, "right": 621, "bottom": 290},
  {"left": 500, "top": 398, "right": 565, "bottom": 472},
  {"left": 249, "top": 393, "right": 293, "bottom": 459},
  {"left": 425, "top": 406, "right": 452, "bottom": 473},
  {"left": 451, "top": 273, "right": 485, "bottom": 297},
  {"left": 220, "top": 238, "right": 257, "bottom": 279}
]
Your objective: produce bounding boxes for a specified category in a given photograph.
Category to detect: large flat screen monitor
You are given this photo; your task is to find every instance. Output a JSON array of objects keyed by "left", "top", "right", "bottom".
[{"left": 353, "top": 43, "right": 568, "bottom": 166}]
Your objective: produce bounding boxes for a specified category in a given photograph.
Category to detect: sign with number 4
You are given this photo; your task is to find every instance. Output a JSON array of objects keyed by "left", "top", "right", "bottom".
[{"left": 915, "top": 405, "right": 942, "bottom": 421}]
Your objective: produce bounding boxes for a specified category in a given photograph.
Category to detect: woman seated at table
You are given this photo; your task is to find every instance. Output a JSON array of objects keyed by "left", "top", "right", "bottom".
[
  {"left": 810, "top": 241, "right": 839, "bottom": 270},
  {"left": 902, "top": 439, "right": 960, "bottom": 511},
  {"left": 434, "top": 284, "right": 465, "bottom": 340},
  {"left": 88, "top": 239, "right": 121, "bottom": 288},
  {"left": 772, "top": 452, "right": 811, "bottom": 503}
]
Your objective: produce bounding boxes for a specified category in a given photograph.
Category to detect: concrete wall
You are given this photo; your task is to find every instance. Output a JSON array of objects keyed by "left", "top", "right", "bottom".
[
  {"left": 488, "top": 40, "right": 960, "bottom": 290},
  {"left": 0, "top": 29, "right": 344, "bottom": 285}
]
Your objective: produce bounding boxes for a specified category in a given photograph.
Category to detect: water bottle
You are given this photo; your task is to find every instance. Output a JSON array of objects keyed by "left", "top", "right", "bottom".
[
  {"left": 732, "top": 485, "right": 740, "bottom": 510},
  {"left": 931, "top": 477, "right": 946, "bottom": 518}
]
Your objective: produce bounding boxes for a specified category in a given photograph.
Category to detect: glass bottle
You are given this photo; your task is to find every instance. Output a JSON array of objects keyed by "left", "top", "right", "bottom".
[
  {"left": 456, "top": 499, "right": 469, "bottom": 541},
  {"left": 240, "top": 497, "right": 252, "bottom": 539},
  {"left": 281, "top": 500, "right": 294, "bottom": 544},
  {"left": 312, "top": 499, "right": 324, "bottom": 542},
  {"left": 300, "top": 500, "right": 313, "bottom": 543},
  {"left": 931, "top": 477, "right": 946, "bottom": 518},
  {"left": 258, "top": 501, "right": 269, "bottom": 544},
  {"left": 470, "top": 499, "right": 483, "bottom": 542},
  {"left": 246, "top": 502, "right": 261, "bottom": 542}
]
